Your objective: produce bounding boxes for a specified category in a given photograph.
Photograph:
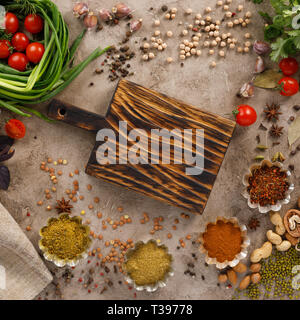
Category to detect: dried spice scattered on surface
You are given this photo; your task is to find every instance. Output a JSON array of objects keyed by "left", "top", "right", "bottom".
[
  {"left": 247, "top": 165, "right": 289, "bottom": 206},
  {"left": 248, "top": 217, "right": 260, "bottom": 230},
  {"left": 269, "top": 124, "right": 284, "bottom": 138},
  {"left": 264, "top": 103, "right": 282, "bottom": 121}
]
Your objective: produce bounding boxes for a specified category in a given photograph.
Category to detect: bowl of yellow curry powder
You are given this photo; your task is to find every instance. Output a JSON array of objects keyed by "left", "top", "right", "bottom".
[
  {"left": 123, "top": 240, "right": 173, "bottom": 292},
  {"left": 39, "top": 214, "right": 92, "bottom": 267}
]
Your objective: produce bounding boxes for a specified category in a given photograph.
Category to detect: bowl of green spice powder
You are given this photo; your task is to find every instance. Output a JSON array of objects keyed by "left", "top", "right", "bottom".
[
  {"left": 123, "top": 240, "right": 173, "bottom": 292},
  {"left": 39, "top": 214, "right": 92, "bottom": 267}
]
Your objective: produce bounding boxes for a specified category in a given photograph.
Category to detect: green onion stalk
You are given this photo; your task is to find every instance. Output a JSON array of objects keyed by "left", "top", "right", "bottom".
[{"left": 0, "top": 0, "right": 110, "bottom": 121}]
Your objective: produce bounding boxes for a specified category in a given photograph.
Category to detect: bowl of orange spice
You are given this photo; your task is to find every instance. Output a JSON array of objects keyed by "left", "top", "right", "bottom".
[{"left": 199, "top": 217, "right": 250, "bottom": 269}]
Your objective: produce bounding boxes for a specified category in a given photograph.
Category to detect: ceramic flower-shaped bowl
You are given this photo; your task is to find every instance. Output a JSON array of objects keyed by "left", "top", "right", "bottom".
[
  {"left": 39, "top": 214, "right": 92, "bottom": 267},
  {"left": 199, "top": 216, "right": 250, "bottom": 269},
  {"left": 123, "top": 239, "right": 174, "bottom": 292},
  {"left": 242, "top": 159, "right": 294, "bottom": 214}
]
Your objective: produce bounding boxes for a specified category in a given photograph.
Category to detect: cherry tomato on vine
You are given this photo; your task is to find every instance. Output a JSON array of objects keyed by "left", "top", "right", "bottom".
[
  {"left": 12, "top": 32, "right": 29, "bottom": 52},
  {"left": 5, "top": 12, "right": 19, "bottom": 34},
  {"left": 233, "top": 104, "right": 257, "bottom": 127},
  {"left": 26, "top": 42, "right": 45, "bottom": 64},
  {"left": 278, "top": 77, "right": 299, "bottom": 96},
  {"left": 8, "top": 52, "right": 29, "bottom": 72},
  {"left": 24, "top": 14, "right": 44, "bottom": 34},
  {"left": 5, "top": 119, "right": 26, "bottom": 140},
  {"left": 0, "top": 40, "right": 12, "bottom": 59},
  {"left": 279, "top": 57, "right": 299, "bottom": 76}
]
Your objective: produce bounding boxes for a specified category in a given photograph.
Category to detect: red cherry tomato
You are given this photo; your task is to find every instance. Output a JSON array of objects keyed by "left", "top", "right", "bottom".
[
  {"left": 24, "top": 14, "right": 44, "bottom": 34},
  {"left": 26, "top": 42, "right": 45, "bottom": 64},
  {"left": 12, "top": 32, "right": 30, "bottom": 52},
  {"left": 5, "top": 119, "right": 26, "bottom": 139},
  {"left": 279, "top": 57, "right": 299, "bottom": 76},
  {"left": 233, "top": 104, "right": 257, "bottom": 127},
  {"left": 5, "top": 12, "right": 19, "bottom": 34},
  {"left": 0, "top": 40, "right": 12, "bottom": 59},
  {"left": 278, "top": 77, "right": 299, "bottom": 96},
  {"left": 8, "top": 52, "right": 29, "bottom": 72}
]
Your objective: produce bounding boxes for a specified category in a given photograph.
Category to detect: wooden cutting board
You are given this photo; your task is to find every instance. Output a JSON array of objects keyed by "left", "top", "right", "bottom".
[{"left": 48, "top": 79, "right": 235, "bottom": 214}]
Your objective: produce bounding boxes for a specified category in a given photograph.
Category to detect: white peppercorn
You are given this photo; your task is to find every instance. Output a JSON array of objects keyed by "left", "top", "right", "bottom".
[
  {"left": 209, "top": 49, "right": 214, "bottom": 55},
  {"left": 245, "top": 11, "right": 251, "bottom": 18},
  {"left": 182, "top": 29, "right": 188, "bottom": 36},
  {"left": 157, "top": 38, "right": 163, "bottom": 44},
  {"left": 217, "top": 1, "right": 223, "bottom": 6},
  {"left": 223, "top": 5, "right": 229, "bottom": 11},
  {"left": 154, "top": 30, "right": 161, "bottom": 36},
  {"left": 214, "top": 31, "right": 220, "bottom": 37},
  {"left": 193, "top": 41, "right": 199, "bottom": 47},
  {"left": 215, "top": 20, "right": 221, "bottom": 25},
  {"left": 191, "top": 48, "right": 196, "bottom": 55},
  {"left": 196, "top": 50, "right": 202, "bottom": 56},
  {"left": 234, "top": 19, "right": 239, "bottom": 25},
  {"left": 180, "top": 54, "right": 186, "bottom": 60},
  {"left": 220, "top": 41, "right": 226, "bottom": 47},
  {"left": 185, "top": 8, "right": 193, "bottom": 15},
  {"left": 192, "top": 36, "right": 199, "bottom": 42},
  {"left": 166, "top": 57, "right": 173, "bottom": 63},
  {"left": 205, "top": 7, "right": 212, "bottom": 13},
  {"left": 165, "top": 13, "right": 170, "bottom": 19},
  {"left": 205, "top": 26, "right": 211, "bottom": 32},
  {"left": 244, "top": 47, "right": 250, "bottom": 53},
  {"left": 225, "top": 11, "right": 232, "bottom": 18},
  {"left": 227, "top": 21, "right": 233, "bottom": 28},
  {"left": 142, "top": 54, "right": 149, "bottom": 61},
  {"left": 171, "top": 13, "right": 176, "bottom": 19},
  {"left": 206, "top": 16, "right": 212, "bottom": 22},
  {"left": 143, "top": 42, "right": 150, "bottom": 49},
  {"left": 162, "top": 43, "right": 167, "bottom": 49},
  {"left": 186, "top": 52, "right": 191, "bottom": 57},
  {"left": 215, "top": 37, "right": 221, "bottom": 42},
  {"left": 183, "top": 39, "right": 189, "bottom": 45},
  {"left": 180, "top": 50, "right": 185, "bottom": 55},
  {"left": 195, "top": 19, "right": 200, "bottom": 25},
  {"left": 154, "top": 19, "right": 160, "bottom": 26},
  {"left": 237, "top": 5, "right": 243, "bottom": 11},
  {"left": 237, "top": 46, "right": 243, "bottom": 53},
  {"left": 211, "top": 40, "right": 217, "bottom": 47},
  {"left": 157, "top": 45, "right": 163, "bottom": 51},
  {"left": 200, "top": 20, "right": 206, "bottom": 26},
  {"left": 210, "top": 61, "right": 217, "bottom": 67},
  {"left": 195, "top": 13, "right": 202, "bottom": 20},
  {"left": 203, "top": 41, "right": 210, "bottom": 47},
  {"left": 185, "top": 46, "right": 191, "bottom": 52},
  {"left": 229, "top": 43, "right": 235, "bottom": 49},
  {"left": 244, "top": 41, "right": 251, "bottom": 47},
  {"left": 244, "top": 33, "right": 251, "bottom": 39}
]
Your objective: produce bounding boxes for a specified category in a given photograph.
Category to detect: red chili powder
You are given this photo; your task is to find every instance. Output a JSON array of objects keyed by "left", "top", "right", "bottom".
[{"left": 203, "top": 220, "right": 242, "bottom": 263}]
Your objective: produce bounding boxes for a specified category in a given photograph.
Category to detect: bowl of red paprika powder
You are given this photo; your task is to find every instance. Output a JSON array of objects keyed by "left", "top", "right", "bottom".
[
  {"left": 199, "top": 217, "right": 250, "bottom": 269},
  {"left": 242, "top": 160, "right": 294, "bottom": 214}
]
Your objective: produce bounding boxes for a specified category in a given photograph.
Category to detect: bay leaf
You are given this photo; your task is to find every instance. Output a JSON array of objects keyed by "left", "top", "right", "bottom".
[
  {"left": 253, "top": 69, "right": 282, "bottom": 89},
  {"left": 288, "top": 116, "right": 300, "bottom": 146}
]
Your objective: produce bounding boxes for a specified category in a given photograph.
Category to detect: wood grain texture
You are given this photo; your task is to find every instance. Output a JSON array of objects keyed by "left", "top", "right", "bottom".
[{"left": 85, "top": 80, "right": 236, "bottom": 214}]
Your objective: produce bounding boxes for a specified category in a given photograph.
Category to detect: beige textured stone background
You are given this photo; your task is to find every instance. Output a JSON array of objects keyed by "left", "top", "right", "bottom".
[{"left": 0, "top": 0, "right": 299, "bottom": 300}]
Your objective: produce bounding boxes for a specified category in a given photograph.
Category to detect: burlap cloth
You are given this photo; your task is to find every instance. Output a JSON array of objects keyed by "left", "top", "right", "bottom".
[{"left": 0, "top": 202, "right": 52, "bottom": 300}]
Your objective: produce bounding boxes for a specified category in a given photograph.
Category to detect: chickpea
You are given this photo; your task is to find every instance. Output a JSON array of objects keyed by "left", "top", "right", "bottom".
[
  {"left": 166, "top": 57, "right": 173, "bottom": 63},
  {"left": 215, "top": 20, "right": 221, "bottom": 25},
  {"left": 195, "top": 13, "right": 202, "bottom": 20},
  {"left": 157, "top": 38, "right": 163, "bottom": 45},
  {"left": 195, "top": 19, "right": 200, "bottom": 25},
  {"left": 154, "top": 19, "right": 160, "bottom": 26},
  {"left": 193, "top": 41, "right": 199, "bottom": 47},
  {"left": 210, "top": 61, "right": 217, "bottom": 67},
  {"left": 229, "top": 43, "right": 235, "bottom": 49},
  {"left": 223, "top": 5, "right": 229, "bottom": 11},
  {"left": 166, "top": 31, "right": 173, "bottom": 38},
  {"left": 227, "top": 21, "right": 233, "bottom": 28},
  {"left": 245, "top": 41, "right": 252, "bottom": 47},
  {"left": 214, "top": 31, "right": 220, "bottom": 37},
  {"left": 234, "top": 19, "right": 239, "bottom": 25},
  {"left": 209, "top": 49, "right": 214, "bottom": 55},
  {"left": 225, "top": 11, "right": 232, "bottom": 18},
  {"left": 245, "top": 11, "right": 252, "bottom": 18},
  {"left": 244, "top": 47, "right": 250, "bottom": 53},
  {"left": 209, "top": 31, "right": 214, "bottom": 37},
  {"left": 191, "top": 48, "right": 197, "bottom": 55},
  {"left": 185, "top": 8, "right": 193, "bottom": 15},
  {"left": 220, "top": 41, "right": 226, "bottom": 47},
  {"left": 171, "top": 8, "right": 178, "bottom": 14},
  {"left": 157, "top": 45, "right": 163, "bottom": 51},
  {"left": 154, "top": 30, "right": 160, "bottom": 36},
  {"left": 219, "top": 50, "right": 225, "bottom": 57},
  {"left": 237, "top": 46, "right": 243, "bottom": 53},
  {"left": 238, "top": 5, "right": 243, "bottom": 11},
  {"left": 206, "top": 16, "right": 212, "bottom": 22},
  {"left": 185, "top": 46, "right": 191, "bottom": 52},
  {"left": 183, "top": 39, "right": 189, "bottom": 45},
  {"left": 205, "top": 26, "right": 210, "bottom": 32},
  {"left": 143, "top": 42, "right": 150, "bottom": 49},
  {"left": 180, "top": 50, "right": 185, "bottom": 55},
  {"left": 215, "top": 37, "right": 221, "bottom": 42},
  {"left": 196, "top": 50, "right": 202, "bottom": 56},
  {"left": 165, "top": 13, "right": 171, "bottom": 19},
  {"left": 188, "top": 24, "right": 193, "bottom": 30},
  {"left": 186, "top": 52, "right": 191, "bottom": 57},
  {"left": 182, "top": 29, "right": 188, "bottom": 36},
  {"left": 217, "top": 0, "right": 223, "bottom": 6},
  {"left": 203, "top": 41, "right": 210, "bottom": 47},
  {"left": 205, "top": 7, "right": 212, "bottom": 13},
  {"left": 244, "top": 33, "right": 251, "bottom": 39},
  {"left": 210, "top": 24, "right": 215, "bottom": 30},
  {"left": 148, "top": 52, "right": 155, "bottom": 59},
  {"left": 192, "top": 36, "right": 199, "bottom": 42}
]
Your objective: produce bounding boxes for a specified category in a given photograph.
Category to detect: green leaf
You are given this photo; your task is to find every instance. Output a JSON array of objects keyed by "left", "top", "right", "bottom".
[
  {"left": 253, "top": 0, "right": 264, "bottom": 3},
  {"left": 293, "top": 36, "right": 300, "bottom": 48},
  {"left": 270, "top": 37, "right": 295, "bottom": 61},
  {"left": 270, "top": 0, "right": 289, "bottom": 14},
  {"left": 258, "top": 11, "right": 273, "bottom": 24},
  {"left": 288, "top": 116, "right": 300, "bottom": 146},
  {"left": 253, "top": 69, "right": 283, "bottom": 88},
  {"left": 264, "top": 25, "right": 283, "bottom": 41}
]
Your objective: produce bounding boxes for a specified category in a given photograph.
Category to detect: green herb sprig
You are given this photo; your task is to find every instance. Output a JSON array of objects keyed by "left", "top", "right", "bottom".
[
  {"left": 0, "top": 0, "right": 110, "bottom": 121},
  {"left": 254, "top": 0, "right": 300, "bottom": 61}
]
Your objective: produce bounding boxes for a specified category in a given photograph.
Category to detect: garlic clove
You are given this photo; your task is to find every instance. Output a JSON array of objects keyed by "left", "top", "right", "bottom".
[
  {"left": 130, "top": 19, "right": 142, "bottom": 33},
  {"left": 254, "top": 56, "right": 265, "bottom": 73},
  {"left": 253, "top": 40, "right": 271, "bottom": 55},
  {"left": 73, "top": 2, "right": 89, "bottom": 18},
  {"left": 237, "top": 82, "right": 254, "bottom": 98},
  {"left": 84, "top": 12, "right": 98, "bottom": 30},
  {"left": 98, "top": 8, "right": 113, "bottom": 21},
  {"left": 112, "top": 3, "right": 131, "bottom": 19}
]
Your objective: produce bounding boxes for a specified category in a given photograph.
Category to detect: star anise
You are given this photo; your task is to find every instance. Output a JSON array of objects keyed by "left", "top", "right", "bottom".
[
  {"left": 248, "top": 217, "right": 260, "bottom": 231},
  {"left": 269, "top": 124, "right": 283, "bottom": 138},
  {"left": 264, "top": 103, "right": 282, "bottom": 121},
  {"left": 56, "top": 197, "right": 73, "bottom": 214}
]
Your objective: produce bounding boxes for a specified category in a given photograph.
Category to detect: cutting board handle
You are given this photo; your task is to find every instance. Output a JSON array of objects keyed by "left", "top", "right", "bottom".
[{"left": 47, "top": 99, "right": 107, "bottom": 132}]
